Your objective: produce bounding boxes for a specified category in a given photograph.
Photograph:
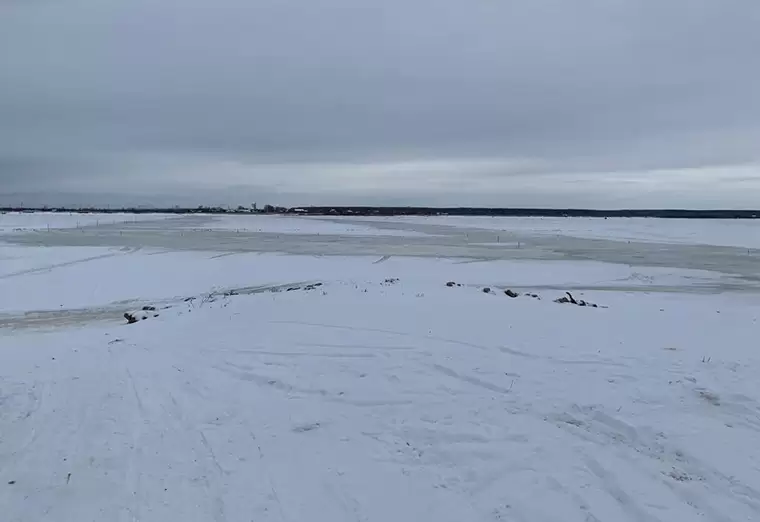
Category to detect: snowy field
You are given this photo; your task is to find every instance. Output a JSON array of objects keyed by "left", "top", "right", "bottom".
[{"left": 1, "top": 214, "right": 760, "bottom": 521}]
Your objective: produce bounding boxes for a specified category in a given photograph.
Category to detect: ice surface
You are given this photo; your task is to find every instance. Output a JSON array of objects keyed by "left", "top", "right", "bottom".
[
  {"left": 1, "top": 214, "right": 759, "bottom": 522},
  {"left": 365, "top": 215, "right": 760, "bottom": 249},
  {"left": 0, "top": 212, "right": 172, "bottom": 235},
  {"left": 180, "top": 214, "right": 429, "bottom": 236}
]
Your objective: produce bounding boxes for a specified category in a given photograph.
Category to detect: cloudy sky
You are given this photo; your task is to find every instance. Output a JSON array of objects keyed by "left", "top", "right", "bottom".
[{"left": 1, "top": 0, "right": 759, "bottom": 208}]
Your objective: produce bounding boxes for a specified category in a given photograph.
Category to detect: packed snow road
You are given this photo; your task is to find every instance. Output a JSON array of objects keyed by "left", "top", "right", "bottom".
[{"left": 1, "top": 214, "right": 759, "bottom": 521}]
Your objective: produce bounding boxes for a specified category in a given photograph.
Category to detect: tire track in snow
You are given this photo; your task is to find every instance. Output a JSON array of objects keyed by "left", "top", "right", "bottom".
[
  {"left": 199, "top": 431, "right": 227, "bottom": 477},
  {"left": 584, "top": 455, "right": 663, "bottom": 522},
  {"left": 0, "top": 251, "right": 129, "bottom": 280},
  {"left": 123, "top": 366, "right": 146, "bottom": 521},
  {"left": 544, "top": 476, "right": 602, "bottom": 522},
  {"left": 214, "top": 362, "right": 414, "bottom": 408},
  {"left": 248, "top": 430, "right": 289, "bottom": 522},
  {"left": 429, "top": 363, "right": 514, "bottom": 395},
  {"left": 269, "top": 320, "right": 492, "bottom": 351},
  {"left": 126, "top": 364, "right": 231, "bottom": 522},
  {"left": 0, "top": 381, "right": 47, "bottom": 473},
  {"left": 554, "top": 407, "right": 760, "bottom": 520}
]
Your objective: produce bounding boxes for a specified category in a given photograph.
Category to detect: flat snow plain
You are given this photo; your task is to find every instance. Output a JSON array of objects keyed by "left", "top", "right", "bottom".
[{"left": 1, "top": 213, "right": 759, "bottom": 522}]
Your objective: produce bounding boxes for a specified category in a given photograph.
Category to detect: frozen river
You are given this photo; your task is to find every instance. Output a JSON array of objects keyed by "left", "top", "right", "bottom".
[{"left": 4, "top": 214, "right": 760, "bottom": 290}]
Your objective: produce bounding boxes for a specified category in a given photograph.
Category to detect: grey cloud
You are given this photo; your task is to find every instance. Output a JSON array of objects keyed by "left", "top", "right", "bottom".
[{"left": 1, "top": 0, "right": 759, "bottom": 207}]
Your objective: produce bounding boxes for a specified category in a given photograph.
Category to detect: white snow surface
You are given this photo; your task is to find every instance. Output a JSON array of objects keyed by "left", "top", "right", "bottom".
[{"left": 1, "top": 216, "right": 760, "bottom": 522}]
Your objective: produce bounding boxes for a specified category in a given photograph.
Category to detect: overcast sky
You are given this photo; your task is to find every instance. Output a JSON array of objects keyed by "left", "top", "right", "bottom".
[{"left": 2, "top": 0, "right": 759, "bottom": 208}]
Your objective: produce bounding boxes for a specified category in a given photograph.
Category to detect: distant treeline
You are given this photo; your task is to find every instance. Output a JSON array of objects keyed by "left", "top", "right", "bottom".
[{"left": 1, "top": 206, "right": 759, "bottom": 219}]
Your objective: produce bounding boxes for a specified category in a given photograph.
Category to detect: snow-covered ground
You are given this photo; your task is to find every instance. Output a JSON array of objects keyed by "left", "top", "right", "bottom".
[{"left": 1, "top": 214, "right": 760, "bottom": 521}]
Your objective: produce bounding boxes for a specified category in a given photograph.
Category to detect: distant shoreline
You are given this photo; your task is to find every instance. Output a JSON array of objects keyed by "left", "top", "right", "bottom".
[{"left": 1, "top": 206, "right": 759, "bottom": 219}]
